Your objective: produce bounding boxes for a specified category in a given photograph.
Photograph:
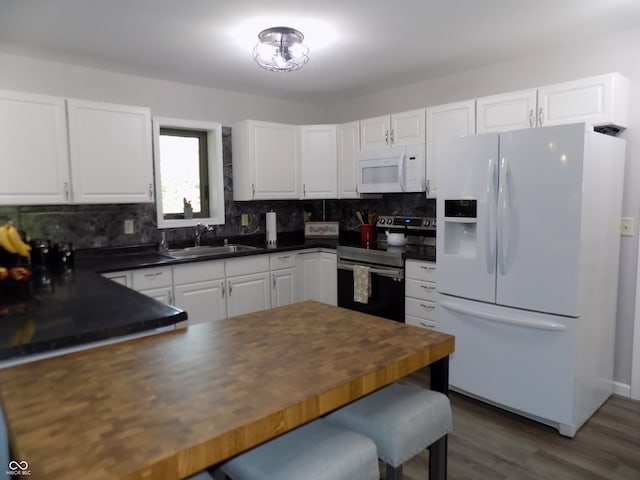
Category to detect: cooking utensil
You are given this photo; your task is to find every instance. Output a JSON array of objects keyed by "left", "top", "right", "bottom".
[{"left": 355, "top": 211, "right": 365, "bottom": 224}]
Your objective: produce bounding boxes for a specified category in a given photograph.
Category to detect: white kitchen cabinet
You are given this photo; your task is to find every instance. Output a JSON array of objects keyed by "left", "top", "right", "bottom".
[
  {"left": 225, "top": 256, "right": 271, "bottom": 317},
  {"left": 537, "top": 73, "right": 629, "bottom": 129},
  {"left": 131, "top": 266, "right": 173, "bottom": 305},
  {"left": 360, "top": 108, "right": 425, "bottom": 150},
  {"left": 405, "top": 259, "right": 437, "bottom": 330},
  {"left": 232, "top": 120, "right": 300, "bottom": 200},
  {"left": 67, "top": 99, "right": 153, "bottom": 203},
  {"left": 477, "top": 73, "right": 629, "bottom": 134},
  {"left": 425, "top": 100, "right": 475, "bottom": 198},
  {"left": 270, "top": 252, "right": 298, "bottom": 307},
  {"left": 296, "top": 249, "right": 337, "bottom": 306},
  {"left": 102, "top": 270, "right": 132, "bottom": 288},
  {"left": 337, "top": 121, "right": 360, "bottom": 199},
  {"left": 476, "top": 89, "right": 537, "bottom": 133},
  {"left": 173, "top": 261, "right": 226, "bottom": 326},
  {"left": 300, "top": 125, "right": 338, "bottom": 199},
  {"left": 0, "top": 90, "right": 71, "bottom": 205}
]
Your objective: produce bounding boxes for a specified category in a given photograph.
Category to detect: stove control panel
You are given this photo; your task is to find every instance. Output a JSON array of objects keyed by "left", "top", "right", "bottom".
[{"left": 376, "top": 216, "right": 436, "bottom": 230}]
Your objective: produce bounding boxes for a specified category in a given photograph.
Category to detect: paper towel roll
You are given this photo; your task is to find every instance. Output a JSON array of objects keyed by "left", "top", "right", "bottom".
[{"left": 266, "top": 211, "right": 277, "bottom": 246}]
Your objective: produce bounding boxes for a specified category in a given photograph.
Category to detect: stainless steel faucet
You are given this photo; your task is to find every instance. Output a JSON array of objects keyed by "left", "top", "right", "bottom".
[{"left": 194, "top": 223, "right": 216, "bottom": 246}]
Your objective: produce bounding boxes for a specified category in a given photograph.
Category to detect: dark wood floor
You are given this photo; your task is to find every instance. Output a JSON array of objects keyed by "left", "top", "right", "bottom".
[{"left": 396, "top": 369, "right": 640, "bottom": 480}]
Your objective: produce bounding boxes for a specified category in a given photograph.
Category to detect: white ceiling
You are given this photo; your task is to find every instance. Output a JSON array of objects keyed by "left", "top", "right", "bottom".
[{"left": 1, "top": 0, "right": 639, "bottom": 105}]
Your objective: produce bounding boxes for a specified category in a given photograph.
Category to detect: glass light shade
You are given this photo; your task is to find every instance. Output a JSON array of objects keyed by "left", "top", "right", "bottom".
[{"left": 252, "top": 27, "right": 310, "bottom": 72}]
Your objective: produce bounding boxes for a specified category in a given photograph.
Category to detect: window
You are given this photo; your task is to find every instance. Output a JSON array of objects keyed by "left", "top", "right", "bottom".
[
  {"left": 153, "top": 118, "right": 225, "bottom": 229},
  {"left": 158, "top": 127, "right": 210, "bottom": 219}
]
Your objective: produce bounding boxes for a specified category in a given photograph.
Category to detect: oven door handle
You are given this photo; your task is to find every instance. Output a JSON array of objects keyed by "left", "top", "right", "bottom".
[{"left": 337, "top": 261, "right": 404, "bottom": 279}]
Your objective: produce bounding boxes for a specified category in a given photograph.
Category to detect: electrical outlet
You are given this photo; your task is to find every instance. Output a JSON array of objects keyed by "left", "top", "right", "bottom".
[
  {"left": 621, "top": 217, "right": 634, "bottom": 236},
  {"left": 241, "top": 214, "right": 249, "bottom": 226},
  {"left": 124, "top": 219, "right": 134, "bottom": 235}
]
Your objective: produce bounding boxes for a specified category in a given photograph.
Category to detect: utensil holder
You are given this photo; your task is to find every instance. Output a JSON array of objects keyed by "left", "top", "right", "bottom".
[{"left": 360, "top": 224, "right": 374, "bottom": 244}]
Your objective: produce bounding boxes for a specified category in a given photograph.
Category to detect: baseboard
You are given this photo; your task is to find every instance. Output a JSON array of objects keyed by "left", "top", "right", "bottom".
[{"left": 613, "top": 381, "right": 631, "bottom": 398}]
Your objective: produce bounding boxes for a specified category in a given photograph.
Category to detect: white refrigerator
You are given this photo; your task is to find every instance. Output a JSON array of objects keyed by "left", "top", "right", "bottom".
[{"left": 435, "top": 123, "right": 625, "bottom": 437}]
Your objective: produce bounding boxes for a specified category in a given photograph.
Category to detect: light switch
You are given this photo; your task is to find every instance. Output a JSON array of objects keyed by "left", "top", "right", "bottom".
[
  {"left": 124, "top": 219, "right": 134, "bottom": 235},
  {"left": 621, "top": 217, "right": 634, "bottom": 236},
  {"left": 241, "top": 214, "right": 249, "bottom": 226}
]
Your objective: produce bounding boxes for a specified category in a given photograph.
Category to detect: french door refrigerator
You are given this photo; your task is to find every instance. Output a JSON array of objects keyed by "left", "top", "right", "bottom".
[{"left": 435, "top": 123, "right": 625, "bottom": 436}]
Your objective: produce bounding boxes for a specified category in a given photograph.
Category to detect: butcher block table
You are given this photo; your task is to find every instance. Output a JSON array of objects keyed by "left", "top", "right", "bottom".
[{"left": 0, "top": 300, "right": 454, "bottom": 480}]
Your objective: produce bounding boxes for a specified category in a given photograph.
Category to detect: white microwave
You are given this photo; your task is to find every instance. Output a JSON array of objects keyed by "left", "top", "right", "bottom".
[{"left": 356, "top": 144, "right": 426, "bottom": 193}]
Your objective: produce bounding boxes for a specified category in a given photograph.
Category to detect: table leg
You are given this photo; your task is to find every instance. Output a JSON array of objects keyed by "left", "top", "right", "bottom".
[{"left": 429, "top": 356, "right": 449, "bottom": 479}]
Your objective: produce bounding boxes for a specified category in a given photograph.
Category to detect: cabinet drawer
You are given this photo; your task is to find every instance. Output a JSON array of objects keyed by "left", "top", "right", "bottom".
[
  {"left": 103, "top": 271, "right": 131, "bottom": 288},
  {"left": 270, "top": 252, "right": 297, "bottom": 270},
  {"left": 226, "top": 255, "right": 269, "bottom": 276},
  {"left": 173, "top": 260, "right": 225, "bottom": 285},
  {"left": 405, "top": 279, "right": 437, "bottom": 302},
  {"left": 132, "top": 267, "right": 172, "bottom": 291},
  {"left": 405, "top": 297, "right": 436, "bottom": 321},
  {"left": 406, "top": 315, "right": 435, "bottom": 330},
  {"left": 405, "top": 260, "right": 436, "bottom": 282}
]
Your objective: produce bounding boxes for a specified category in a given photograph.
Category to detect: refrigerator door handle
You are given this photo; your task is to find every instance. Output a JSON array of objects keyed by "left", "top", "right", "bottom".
[
  {"left": 486, "top": 157, "right": 497, "bottom": 274},
  {"left": 440, "top": 301, "right": 567, "bottom": 331},
  {"left": 497, "top": 156, "right": 510, "bottom": 275}
]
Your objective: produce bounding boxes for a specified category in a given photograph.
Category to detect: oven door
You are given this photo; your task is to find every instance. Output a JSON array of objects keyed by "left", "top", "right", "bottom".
[{"left": 337, "top": 260, "right": 405, "bottom": 322}]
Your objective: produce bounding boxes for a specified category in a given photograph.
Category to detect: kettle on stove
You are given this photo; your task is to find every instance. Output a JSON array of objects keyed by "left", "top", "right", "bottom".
[{"left": 385, "top": 230, "right": 407, "bottom": 247}]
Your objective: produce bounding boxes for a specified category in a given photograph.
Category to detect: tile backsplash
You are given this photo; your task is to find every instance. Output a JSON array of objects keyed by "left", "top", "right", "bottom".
[{"left": 0, "top": 127, "right": 435, "bottom": 249}]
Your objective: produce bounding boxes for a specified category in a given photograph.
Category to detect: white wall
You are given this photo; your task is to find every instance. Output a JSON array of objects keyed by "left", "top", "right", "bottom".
[
  {"left": 323, "top": 25, "right": 640, "bottom": 392},
  {"left": 0, "top": 51, "right": 323, "bottom": 126}
]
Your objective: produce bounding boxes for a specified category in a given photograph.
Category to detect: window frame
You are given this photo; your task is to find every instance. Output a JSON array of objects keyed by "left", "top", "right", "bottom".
[{"left": 153, "top": 117, "right": 225, "bottom": 229}]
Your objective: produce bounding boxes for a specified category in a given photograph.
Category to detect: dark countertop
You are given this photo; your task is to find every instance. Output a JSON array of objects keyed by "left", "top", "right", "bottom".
[{"left": 0, "top": 231, "right": 434, "bottom": 362}]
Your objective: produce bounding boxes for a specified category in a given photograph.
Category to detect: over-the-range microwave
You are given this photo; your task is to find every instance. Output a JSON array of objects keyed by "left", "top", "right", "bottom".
[{"left": 356, "top": 144, "right": 426, "bottom": 193}]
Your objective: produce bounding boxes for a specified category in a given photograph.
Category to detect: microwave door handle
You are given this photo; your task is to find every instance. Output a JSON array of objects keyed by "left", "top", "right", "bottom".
[{"left": 398, "top": 152, "right": 406, "bottom": 192}]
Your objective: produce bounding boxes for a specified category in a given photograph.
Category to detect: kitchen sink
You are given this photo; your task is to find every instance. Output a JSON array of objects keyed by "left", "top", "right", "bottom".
[{"left": 167, "top": 244, "right": 261, "bottom": 259}]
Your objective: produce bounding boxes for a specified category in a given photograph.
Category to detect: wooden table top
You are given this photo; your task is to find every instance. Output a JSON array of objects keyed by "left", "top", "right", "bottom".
[{"left": 0, "top": 301, "right": 454, "bottom": 480}]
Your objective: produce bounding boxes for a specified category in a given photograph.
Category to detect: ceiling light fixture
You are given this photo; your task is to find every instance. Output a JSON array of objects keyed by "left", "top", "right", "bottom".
[{"left": 252, "top": 26, "right": 309, "bottom": 72}]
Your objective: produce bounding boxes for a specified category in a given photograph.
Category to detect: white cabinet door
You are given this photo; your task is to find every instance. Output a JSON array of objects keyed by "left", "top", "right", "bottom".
[
  {"left": 337, "top": 121, "right": 360, "bottom": 198},
  {"left": 296, "top": 251, "right": 319, "bottom": 301},
  {"left": 0, "top": 90, "right": 71, "bottom": 205},
  {"left": 360, "top": 115, "right": 391, "bottom": 149},
  {"left": 232, "top": 120, "right": 300, "bottom": 200},
  {"left": 317, "top": 251, "right": 337, "bottom": 306},
  {"left": 476, "top": 89, "right": 537, "bottom": 133},
  {"left": 300, "top": 125, "right": 338, "bottom": 199},
  {"left": 271, "top": 268, "right": 297, "bottom": 307},
  {"left": 67, "top": 99, "right": 153, "bottom": 204},
  {"left": 139, "top": 286, "right": 173, "bottom": 305},
  {"left": 537, "top": 73, "right": 629, "bottom": 129},
  {"left": 426, "top": 100, "right": 475, "bottom": 198},
  {"left": 360, "top": 109, "right": 425, "bottom": 150},
  {"left": 174, "top": 280, "right": 226, "bottom": 325},
  {"left": 227, "top": 272, "right": 271, "bottom": 317},
  {"left": 102, "top": 270, "right": 132, "bottom": 287},
  {"left": 391, "top": 108, "right": 426, "bottom": 146}
]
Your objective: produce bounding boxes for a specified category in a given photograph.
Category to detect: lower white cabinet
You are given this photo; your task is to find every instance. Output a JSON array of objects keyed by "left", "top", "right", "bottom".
[
  {"left": 270, "top": 252, "right": 298, "bottom": 307},
  {"left": 131, "top": 266, "right": 173, "bottom": 304},
  {"left": 296, "top": 250, "right": 337, "bottom": 306},
  {"left": 405, "top": 259, "right": 437, "bottom": 330},
  {"left": 173, "top": 261, "right": 226, "bottom": 326},
  {"left": 225, "top": 256, "right": 271, "bottom": 317}
]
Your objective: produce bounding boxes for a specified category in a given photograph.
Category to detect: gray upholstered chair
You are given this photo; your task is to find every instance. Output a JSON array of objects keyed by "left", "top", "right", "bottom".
[
  {"left": 325, "top": 382, "right": 452, "bottom": 480},
  {"left": 216, "top": 418, "right": 379, "bottom": 480}
]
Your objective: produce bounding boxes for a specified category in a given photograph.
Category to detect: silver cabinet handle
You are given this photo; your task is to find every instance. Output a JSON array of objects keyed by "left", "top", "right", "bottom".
[
  {"left": 420, "top": 303, "right": 435, "bottom": 310},
  {"left": 272, "top": 273, "right": 276, "bottom": 288},
  {"left": 420, "top": 284, "right": 436, "bottom": 291},
  {"left": 168, "top": 291, "right": 173, "bottom": 305},
  {"left": 148, "top": 183, "right": 153, "bottom": 199},
  {"left": 303, "top": 184, "right": 306, "bottom": 196},
  {"left": 221, "top": 281, "right": 225, "bottom": 298},
  {"left": 537, "top": 107, "right": 544, "bottom": 127},
  {"left": 420, "top": 265, "right": 436, "bottom": 271},
  {"left": 528, "top": 109, "right": 535, "bottom": 127},
  {"left": 277, "top": 255, "right": 290, "bottom": 261},
  {"left": 385, "top": 130, "right": 389, "bottom": 145},
  {"left": 143, "top": 272, "right": 164, "bottom": 278},
  {"left": 251, "top": 183, "right": 255, "bottom": 198},
  {"left": 63, "top": 182, "right": 70, "bottom": 200},
  {"left": 390, "top": 128, "right": 395, "bottom": 145},
  {"left": 228, "top": 281, "right": 232, "bottom": 296}
]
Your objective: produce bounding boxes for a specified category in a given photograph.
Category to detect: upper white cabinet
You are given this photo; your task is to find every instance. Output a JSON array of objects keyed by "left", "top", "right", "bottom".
[
  {"left": 300, "top": 125, "right": 338, "bottom": 199},
  {"left": 537, "top": 73, "right": 629, "bottom": 129},
  {"left": 476, "top": 73, "right": 629, "bottom": 133},
  {"left": 425, "top": 100, "right": 475, "bottom": 198},
  {"left": 68, "top": 99, "right": 153, "bottom": 203},
  {"left": 476, "top": 89, "right": 537, "bottom": 133},
  {"left": 0, "top": 90, "right": 71, "bottom": 205},
  {"left": 360, "top": 108, "right": 425, "bottom": 149},
  {"left": 232, "top": 120, "right": 300, "bottom": 200},
  {"left": 337, "top": 121, "right": 360, "bottom": 199},
  {"left": 0, "top": 90, "right": 154, "bottom": 206}
]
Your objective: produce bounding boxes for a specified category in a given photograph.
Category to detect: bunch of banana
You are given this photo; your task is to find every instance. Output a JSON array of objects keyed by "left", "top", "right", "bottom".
[{"left": 0, "top": 222, "right": 31, "bottom": 258}]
